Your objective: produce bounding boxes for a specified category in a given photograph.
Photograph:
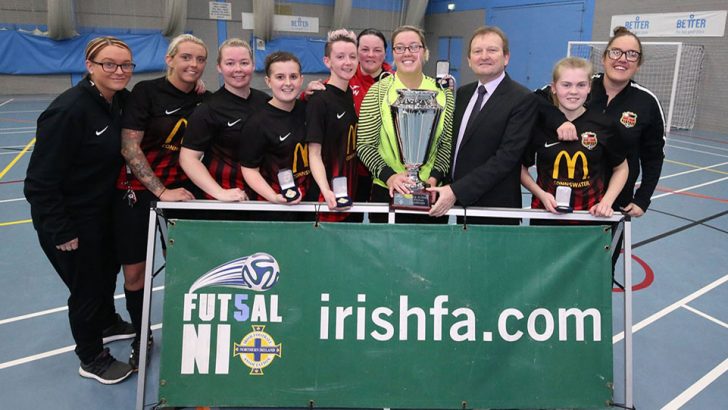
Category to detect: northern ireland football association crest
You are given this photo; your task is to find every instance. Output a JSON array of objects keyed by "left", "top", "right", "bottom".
[
  {"left": 581, "top": 131, "right": 598, "bottom": 150},
  {"left": 233, "top": 325, "right": 282, "bottom": 375},
  {"left": 620, "top": 111, "right": 637, "bottom": 128}
]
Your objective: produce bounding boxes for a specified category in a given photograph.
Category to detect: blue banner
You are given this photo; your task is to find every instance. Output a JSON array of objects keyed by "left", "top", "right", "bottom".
[{"left": 0, "top": 30, "right": 168, "bottom": 74}]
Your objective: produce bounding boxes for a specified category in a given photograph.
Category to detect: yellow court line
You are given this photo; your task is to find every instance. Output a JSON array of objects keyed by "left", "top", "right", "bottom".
[
  {"left": 0, "top": 219, "right": 31, "bottom": 227},
  {"left": 665, "top": 159, "right": 728, "bottom": 176},
  {"left": 0, "top": 137, "right": 35, "bottom": 180}
]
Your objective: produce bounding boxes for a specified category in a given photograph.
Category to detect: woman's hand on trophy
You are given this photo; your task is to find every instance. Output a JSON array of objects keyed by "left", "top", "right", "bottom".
[
  {"left": 387, "top": 172, "right": 412, "bottom": 197},
  {"left": 427, "top": 185, "right": 456, "bottom": 217}
]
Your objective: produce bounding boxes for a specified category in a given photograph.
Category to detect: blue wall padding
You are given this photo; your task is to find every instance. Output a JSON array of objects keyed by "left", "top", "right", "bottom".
[
  {"left": 252, "top": 36, "right": 327, "bottom": 73},
  {"left": 0, "top": 29, "right": 169, "bottom": 74}
]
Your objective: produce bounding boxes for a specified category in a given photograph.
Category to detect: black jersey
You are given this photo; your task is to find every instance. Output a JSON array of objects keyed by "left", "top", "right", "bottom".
[
  {"left": 183, "top": 86, "right": 269, "bottom": 198},
  {"left": 586, "top": 74, "right": 665, "bottom": 210},
  {"left": 305, "top": 84, "right": 359, "bottom": 217},
  {"left": 524, "top": 108, "right": 625, "bottom": 211},
  {"left": 538, "top": 74, "right": 665, "bottom": 211},
  {"left": 116, "top": 76, "right": 209, "bottom": 190},
  {"left": 24, "top": 76, "right": 128, "bottom": 244},
  {"left": 239, "top": 101, "right": 313, "bottom": 200}
]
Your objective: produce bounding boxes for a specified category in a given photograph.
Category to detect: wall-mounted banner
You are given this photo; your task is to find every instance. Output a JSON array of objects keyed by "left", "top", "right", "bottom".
[
  {"left": 611, "top": 10, "right": 727, "bottom": 37},
  {"left": 242, "top": 12, "right": 319, "bottom": 33},
  {"left": 209, "top": 2, "right": 232, "bottom": 20},
  {"left": 159, "top": 221, "right": 613, "bottom": 409}
]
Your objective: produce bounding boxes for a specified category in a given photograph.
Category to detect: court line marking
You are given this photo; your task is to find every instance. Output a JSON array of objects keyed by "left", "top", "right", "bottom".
[
  {"left": 0, "top": 138, "right": 35, "bottom": 180},
  {"left": 0, "top": 151, "right": 33, "bottom": 156},
  {"left": 0, "top": 219, "right": 31, "bottom": 227},
  {"left": 0, "top": 198, "right": 26, "bottom": 204},
  {"left": 660, "top": 356, "right": 728, "bottom": 410},
  {"left": 668, "top": 137, "right": 728, "bottom": 152},
  {"left": 0, "top": 324, "right": 163, "bottom": 370},
  {"left": 666, "top": 144, "right": 728, "bottom": 159},
  {"left": 654, "top": 186, "right": 728, "bottom": 204},
  {"left": 651, "top": 176, "right": 728, "bottom": 200},
  {"left": 1, "top": 144, "right": 33, "bottom": 149},
  {"left": 634, "top": 209, "right": 728, "bottom": 248},
  {"left": 0, "top": 110, "right": 42, "bottom": 115},
  {"left": 0, "top": 130, "right": 35, "bottom": 136},
  {"left": 0, "top": 118, "right": 35, "bottom": 124},
  {"left": 0, "top": 99, "right": 14, "bottom": 108},
  {"left": 662, "top": 159, "right": 728, "bottom": 178},
  {"left": 0, "top": 286, "right": 165, "bottom": 326},
  {"left": 669, "top": 131, "right": 728, "bottom": 145},
  {"left": 682, "top": 304, "right": 728, "bottom": 329},
  {"left": 629, "top": 158, "right": 727, "bottom": 188},
  {"left": 0, "top": 126, "right": 35, "bottom": 132},
  {"left": 613, "top": 273, "right": 728, "bottom": 344}
]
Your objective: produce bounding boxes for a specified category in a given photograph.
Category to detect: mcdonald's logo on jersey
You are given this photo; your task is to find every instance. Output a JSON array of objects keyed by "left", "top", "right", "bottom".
[
  {"left": 581, "top": 132, "right": 597, "bottom": 150},
  {"left": 345, "top": 124, "right": 358, "bottom": 160},
  {"left": 292, "top": 142, "right": 309, "bottom": 175},
  {"left": 162, "top": 118, "right": 188, "bottom": 151},
  {"left": 552, "top": 150, "right": 589, "bottom": 180}
]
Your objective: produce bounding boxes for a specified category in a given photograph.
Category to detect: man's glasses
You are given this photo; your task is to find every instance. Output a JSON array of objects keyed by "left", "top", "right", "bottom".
[
  {"left": 606, "top": 48, "right": 641, "bottom": 62},
  {"left": 91, "top": 61, "right": 136, "bottom": 73},
  {"left": 392, "top": 44, "right": 424, "bottom": 54}
]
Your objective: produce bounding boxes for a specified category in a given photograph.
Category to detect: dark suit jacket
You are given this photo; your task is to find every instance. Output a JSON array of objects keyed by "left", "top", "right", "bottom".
[{"left": 450, "top": 74, "right": 537, "bottom": 208}]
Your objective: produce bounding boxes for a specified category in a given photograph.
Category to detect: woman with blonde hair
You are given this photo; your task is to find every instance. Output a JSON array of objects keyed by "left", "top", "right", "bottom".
[
  {"left": 523, "top": 57, "right": 628, "bottom": 221},
  {"left": 115, "top": 33, "right": 209, "bottom": 369}
]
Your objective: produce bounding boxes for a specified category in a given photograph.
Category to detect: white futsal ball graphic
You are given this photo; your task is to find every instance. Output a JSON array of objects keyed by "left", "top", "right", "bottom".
[{"left": 241, "top": 252, "right": 280, "bottom": 291}]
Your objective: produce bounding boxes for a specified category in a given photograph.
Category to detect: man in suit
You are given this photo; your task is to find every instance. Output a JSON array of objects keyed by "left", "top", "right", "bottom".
[{"left": 429, "top": 26, "right": 537, "bottom": 224}]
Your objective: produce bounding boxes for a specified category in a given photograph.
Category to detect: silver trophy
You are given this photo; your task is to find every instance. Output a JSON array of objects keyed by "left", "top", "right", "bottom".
[{"left": 390, "top": 89, "right": 443, "bottom": 210}]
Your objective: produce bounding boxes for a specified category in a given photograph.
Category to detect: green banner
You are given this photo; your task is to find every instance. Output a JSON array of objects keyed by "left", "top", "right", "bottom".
[{"left": 159, "top": 221, "right": 613, "bottom": 409}]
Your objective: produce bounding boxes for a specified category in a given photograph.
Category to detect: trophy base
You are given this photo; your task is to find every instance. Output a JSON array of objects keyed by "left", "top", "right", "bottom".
[{"left": 392, "top": 190, "right": 431, "bottom": 211}]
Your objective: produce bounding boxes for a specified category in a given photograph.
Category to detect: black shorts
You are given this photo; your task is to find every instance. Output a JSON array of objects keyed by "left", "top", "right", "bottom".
[{"left": 112, "top": 189, "right": 159, "bottom": 265}]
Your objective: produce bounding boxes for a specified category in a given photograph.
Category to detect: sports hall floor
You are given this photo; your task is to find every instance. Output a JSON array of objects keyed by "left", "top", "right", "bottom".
[{"left": 0, "top": 94, "right": 726, "bottom": 410}]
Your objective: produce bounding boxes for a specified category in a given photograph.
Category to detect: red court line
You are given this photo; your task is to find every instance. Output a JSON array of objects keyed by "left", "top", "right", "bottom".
[
  {"left": 670, "top": 131, "right": 728, "bottom": 145},
  {"left": 613, "top": 253, "right": 654, "bottom": 293},
  {"left": 0, "top": 118, "right": 34, "bottom": 124},
  {"left": 0, "top": 179, "right": 22, "bottom": 185},
  {"left": 655, "top": 185, "right": 728, "bottom": 204}
]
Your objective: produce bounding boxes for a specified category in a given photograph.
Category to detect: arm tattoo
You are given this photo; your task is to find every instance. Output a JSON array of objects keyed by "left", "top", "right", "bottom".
[{"left": 121, "top": 128, "right": 166, "bottom": 196}]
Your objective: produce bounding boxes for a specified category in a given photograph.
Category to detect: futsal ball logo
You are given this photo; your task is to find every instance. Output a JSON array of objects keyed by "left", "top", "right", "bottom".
[
  {"left": 187, "top": 252, "right": 281, "bottom": 294},
  {"left": 241, "top": 252, "right": 280, "bottom": 292}
]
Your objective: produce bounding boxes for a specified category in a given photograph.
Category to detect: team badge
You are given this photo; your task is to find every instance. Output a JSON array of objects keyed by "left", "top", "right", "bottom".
[
  {"left": 620, "top": 111, "right": 638, "bottom": 128},
  {"left": 233, "top": 325, "right": 282, "bottom": 375},
  {"left": 580, "top": 132, "right": 598, "bottom": 150}
]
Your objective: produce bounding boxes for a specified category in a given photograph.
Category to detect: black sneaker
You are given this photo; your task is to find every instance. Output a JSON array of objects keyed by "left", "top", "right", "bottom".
[
  {"left": 101, "top": 314, "right": 136, "bottom": 344},
  {"left": 79, "top": 348, "right": 133, "bottom": 384},
  {"left": 129, "top": 335, "right": 154, "bottom": 371}
]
